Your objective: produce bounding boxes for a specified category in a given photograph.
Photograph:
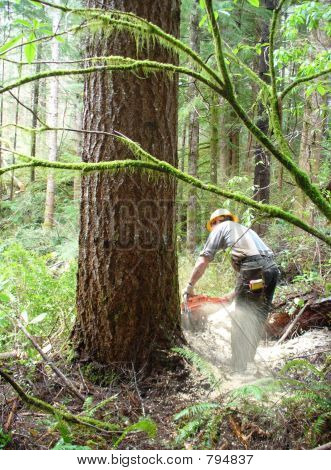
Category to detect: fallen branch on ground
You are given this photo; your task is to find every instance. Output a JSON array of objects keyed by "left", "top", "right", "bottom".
[
  {"left": 17, "top": 319, "right": 85, "bottom": 402},
  {"left": 276, "top": 302, "right": 310, "bottom": 345},
  {"left": 0, "top": 368, "right": 119, "bottom": 432}
]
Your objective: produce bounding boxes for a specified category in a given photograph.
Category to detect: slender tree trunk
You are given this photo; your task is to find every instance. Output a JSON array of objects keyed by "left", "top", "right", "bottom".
[
  {"left": 30, "top": 44, "right": 42, "bottom": 183},
  {"left": 73, "top": 102, "right": 83, "bottom": 202},
  {"left": 186, "top": 0, "right": 200, "bottom": 254},
  {"left": 43, "top": 9, "right": 60, "bottom": 228},
  {"left": 73, "top": 0, "right": 182, "bottom": 372},
  {"left": 177, "top": 119, "right": 187, "bottom": 247},
  {"left": 9, "top": 46, "right": 23, "bottom": 200},
  {"left": 209, "top": 92, "right": 220, "bottom": 208},
  {"left": 297, "top": 91, "right": 325, "bottom": 215},
  {"left": 219, "top": 100, "right": 229, "bottom": 182},
  {"left": 0, "top": 60, "right": 4, "bottom": 196},
  {"left": 210, "top": 92, "right": 219, "bottom": 185},
  {"left": 253, "top": 0, "right": 275, "bottom": 234},
  {"left": 229, "top": 117, "right": 240, "bottom": 176}
]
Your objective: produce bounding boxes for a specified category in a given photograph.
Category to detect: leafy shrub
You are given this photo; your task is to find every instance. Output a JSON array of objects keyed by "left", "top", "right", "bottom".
[{"left": 0, "top": 244, "right": 77, "bottom": 353}]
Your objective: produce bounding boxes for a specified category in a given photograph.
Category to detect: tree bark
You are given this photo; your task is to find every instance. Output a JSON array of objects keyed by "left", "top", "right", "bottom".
[
  {"left": 43, "top": 8, "right": 60, "bottom": 229},
  {"left": 73, "top": 0, "right": 183, "bottom": 372},
  {"left": 186, "top": 0, "right": 200, "bottom": 254}
]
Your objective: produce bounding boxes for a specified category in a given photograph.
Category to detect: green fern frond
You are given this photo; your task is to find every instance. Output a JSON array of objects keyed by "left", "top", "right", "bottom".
[
  {"left": 175, "top": 418, "right": 204, "bottom": 444},
  {"left": 113, "top": 418, "right": 157, "bottom": 449},
  {"left": 280, "top": 359, "right": 324, "bottom": 378},
  {"left": 174, "top": 402, "right": 219, "bottom": 422},
  {"left": 311, "top": 412, "right": 331, "bottom": 437},
  {"left": 172, "top": 347, "right": 221, "bottom": 389}
]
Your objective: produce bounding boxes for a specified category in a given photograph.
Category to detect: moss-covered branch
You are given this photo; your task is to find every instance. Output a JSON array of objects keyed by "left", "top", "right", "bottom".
[
  {"left": 0, "top": 58, "right": 222, "bottom": 97},
  {"left": 281, "top": 67, "right": 331, "bottom": 100},
  {"left": 0, "top": 368, "right": 119, "bottom": 432},
  {"left": 269, "top": 0, "right": 287, "bottom": 104},
  {"left": 224, "top": 50, "right": 271, "bottom": 94},
  {"left": 0, "top": 145, "right": 329, "bottom": 245},
  {"left": 33, "top": 0, "right": 224, "bottom": 89},
  {"left": 5, "top": 0, "right": 331, "bottom": 223},
  {"left": 205, "top": 0, "right": 234, "bottom": 95},
  {"left": 226, "top": 98, "right": 331, "bottom": 221}
]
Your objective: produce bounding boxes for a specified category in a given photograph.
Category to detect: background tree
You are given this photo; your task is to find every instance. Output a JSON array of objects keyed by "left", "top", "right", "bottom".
[
  {"left": 186, "top": 0, "right": 201, "bottom": 254},
  {"left": 43, "top": 8, "right": 60, "bottom": 229}
]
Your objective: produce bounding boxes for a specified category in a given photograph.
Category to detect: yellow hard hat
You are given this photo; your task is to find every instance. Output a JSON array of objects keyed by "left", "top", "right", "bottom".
[{"left": 206, "top": 208, "right": 239, "bottom": 231}]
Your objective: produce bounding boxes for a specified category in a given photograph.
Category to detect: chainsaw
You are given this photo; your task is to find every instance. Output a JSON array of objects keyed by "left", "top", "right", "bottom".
[{"left": 181, "top": 294, "right": 231, "bottom": 332}]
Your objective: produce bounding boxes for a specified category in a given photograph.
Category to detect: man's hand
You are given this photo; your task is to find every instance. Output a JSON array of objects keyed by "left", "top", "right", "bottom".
[{"left": 182, "top": 283, "right": 194, "bottom": 297}]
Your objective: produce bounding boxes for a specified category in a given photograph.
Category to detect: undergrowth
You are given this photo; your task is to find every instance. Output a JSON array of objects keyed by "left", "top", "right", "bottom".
[{"left": 173, "top": 348, "right": 331, "bottom": 449}]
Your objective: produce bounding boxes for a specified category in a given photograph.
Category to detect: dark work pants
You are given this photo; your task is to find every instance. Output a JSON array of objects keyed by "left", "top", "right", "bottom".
[{"left": 231, "top": 259, "right": 279, "bottom": 371}]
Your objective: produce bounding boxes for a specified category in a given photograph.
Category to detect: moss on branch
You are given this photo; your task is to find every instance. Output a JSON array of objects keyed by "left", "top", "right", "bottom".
[
  {"left": 0, "top": 147, "right": 329, "bottom": 245},
  {"left": 0, "top": 58, "right": 222, "bottom": 97},
  {"left": 5, "top": 0, "right": 331, "bottom": 225},
  {"left": 0, "top": 368, "right": 119, "bottom": 432},
  {"left": 281, "top": 68, "right": 331, "bottom": 100}
]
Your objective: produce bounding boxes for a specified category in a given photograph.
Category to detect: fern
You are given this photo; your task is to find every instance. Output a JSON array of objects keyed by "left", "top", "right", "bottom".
[
  {"left": 172, "top": 347, "right": 221, "bottom": 389},
  {"left": 175, "top": 418, "right": 204, "bottom": 445},
  {"left": 174, "top": 402, "right": 219, "bottom": 421},
  {"left": 113, "top": 418, "right": 157, "bottom": 449},
  {"left": 280, "top": 358, "right": 324, "bottom": 379},
  {"left": 52, "top": 439, "right": 91, "bottom": 450}
]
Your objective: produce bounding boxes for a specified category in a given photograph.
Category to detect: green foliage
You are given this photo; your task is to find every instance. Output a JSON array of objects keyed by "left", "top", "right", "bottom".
[
  {"left": 52, "top": 440, "right": 91, "bottom": 450},
  {"left": 173, "top": 357, "right": 330, "bottom": 448},
  {"left": 277, "top": 358, "right": 331, "bottom": 446},
  {"left": 174, "top": 402, "right": 220, "bottom": 421},
  {"left": 172, "top": 347, "right": 221, "bottom": 389},
  {"left": 0, "top": 427, "right": 12, "bottom": 449},
  {"left": 0, "top": 243, "right": 76, "bottom": 353},
  {"left": 174, "top": 402, "right": 223, "bottom": 447},
  {"left": 228, "top": 379, "right": 281, "bottom": 405},
  {"left": 113, "top": 418, "right": 157, "bottom": 449}
]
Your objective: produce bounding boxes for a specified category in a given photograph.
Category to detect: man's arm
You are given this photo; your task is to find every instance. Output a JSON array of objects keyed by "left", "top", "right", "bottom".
[
  {"left": 189, "top": 256, "right": 210, "bottom": 287},
  {"left": 183, "top": 256, "right": 210, "bottom": 296}
]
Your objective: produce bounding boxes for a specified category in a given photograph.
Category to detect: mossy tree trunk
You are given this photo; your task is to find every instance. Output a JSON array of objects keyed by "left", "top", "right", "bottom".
[
  {"left": 73, "top": 0, "right": 183, "bottom": 372},
  {"left": 186, "top": 0, "right": 200, "bottom": 254}
]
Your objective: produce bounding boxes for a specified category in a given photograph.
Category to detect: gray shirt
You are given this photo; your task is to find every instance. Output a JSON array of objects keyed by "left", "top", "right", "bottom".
[{"left": 199, "top": 221, "right": 273, "bottom": 269}]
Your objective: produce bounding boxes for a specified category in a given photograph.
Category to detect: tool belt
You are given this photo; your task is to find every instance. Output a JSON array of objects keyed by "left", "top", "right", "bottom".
[{"left": 239, "top": 255, "right": 274, "bottom": 293}]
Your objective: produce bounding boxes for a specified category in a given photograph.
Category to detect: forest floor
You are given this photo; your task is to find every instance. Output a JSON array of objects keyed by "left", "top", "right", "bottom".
[{"left": 1, "top": 311, "right": 330, "bottom": 450}]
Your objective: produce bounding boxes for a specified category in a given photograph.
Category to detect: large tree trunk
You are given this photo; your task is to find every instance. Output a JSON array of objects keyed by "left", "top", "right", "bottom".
[
  {"left": 43, "top": 9, "right": 60, "bottom": 228},
  {"left": 253, "top": 0, "right": 275, "bottom": 234},
  {"left": 73, "top": 0, "right": 182, "bottom": 372},
  {"left": 186, "top": 0, "right": 200, "bottom": 254}
]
